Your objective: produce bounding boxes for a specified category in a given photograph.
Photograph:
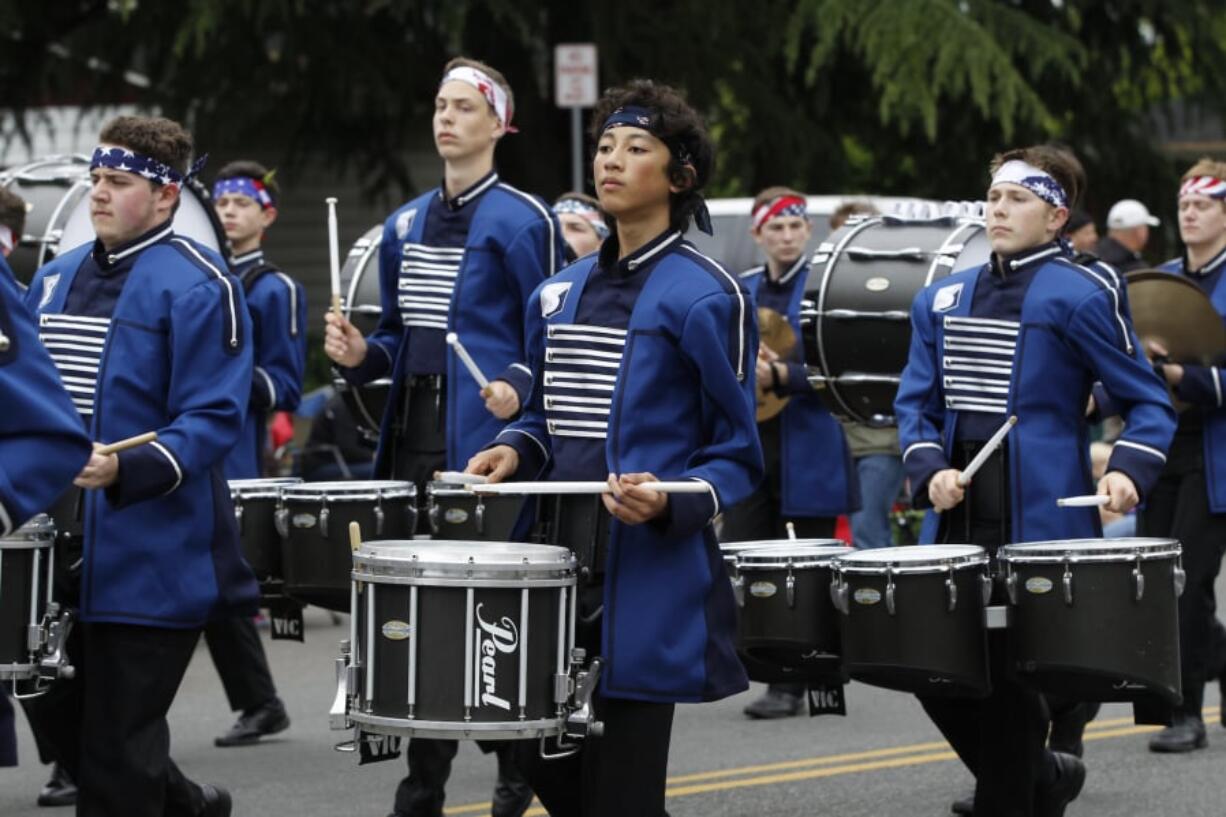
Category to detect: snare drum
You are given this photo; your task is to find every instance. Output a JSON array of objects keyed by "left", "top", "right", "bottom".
[
  {"left": 832, "top": 545, "right": 992, "bottom": 696},
  {"left": 348, "top": 540, "right": 577, "bottom": 740},
  {"left": 229, "top": 478, "right": 302, "bottom": 584},
  {"left": 736, "top": 544, "right": 848, "bottom": 682},
  {"left": 279, "top": 481, "right": 417, "bottom": 611},
  {"left": 998, "top": 538, "right": 1183, "bottom": 704},
  {"left": 1, "top": 516, "right": 55, "bottom": 681},
  {"left": 426, "top": 482, "right": 527, "bottom": 542}
]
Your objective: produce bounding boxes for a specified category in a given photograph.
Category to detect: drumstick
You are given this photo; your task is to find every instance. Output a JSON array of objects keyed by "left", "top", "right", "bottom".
[
  {"left": 446, "top": 332, "right": 490, "bottom": 390},
  {"left": 434, "top": 471, "right": 490, "bottom": 485},
  {"left": 348, "top": 521, "right": 362, "bottom": 553},
  {"left": 786, "top": 521, "right": 797, "bottom": 541},
  {"left": 956, "top": 415, "right": 1018, "bottom": 487},
  {"left": 94, "top": 431, "right": 158, "bottom": 456},
  {"left": 470, "top": 481, "right": 711, "bottom": 496},
  {"left": 326, "top": 197, "right": 342, "bottom": 316},
  {"left": 1057, "top": 495, "right": 1111, "bottom": 508}
]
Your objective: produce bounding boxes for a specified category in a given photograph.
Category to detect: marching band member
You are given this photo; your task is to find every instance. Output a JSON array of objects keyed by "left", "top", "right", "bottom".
[
  {"left": 895, "top": 144, "right": 1175, "bottom": 817},
  {"left": 323, "top": 57, "right": 564, "bottom": 817},
  {"left": 729, "top": 187, "right": 858, "bottom": 720},
  {"left": 467, "top": 79, "right": 762, "bottom": 817},
  {"left": 203, "top": 160, "right": 305, "bottom": 748},
  {"left": 23, "top": 115, "right": 257, "bottom": 817},
  {"left": 553, "top": 191, "right": 609, "bottom": 260}
]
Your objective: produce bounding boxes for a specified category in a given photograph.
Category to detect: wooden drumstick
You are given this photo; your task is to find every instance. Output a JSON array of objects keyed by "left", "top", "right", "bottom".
[
  {"left": 349, "top": 521, "right": 362, "bottom": 553},
  {"left": 326, "top": 197, "right": 342, "bottom": 316},
  {"left": 957, "top": 415, "right": 1017, "bottom": 487},
  {"left": 94, "top": 431, "right": 158, "bottom": 456}
]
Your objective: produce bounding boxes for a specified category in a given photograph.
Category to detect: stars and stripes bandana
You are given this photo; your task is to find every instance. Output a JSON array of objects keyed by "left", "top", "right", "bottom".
[
  {"left": 212, "top": 176, "right": 274, "bottom": 209},
  {"left": 441, "top": 66, "right": 517, "bottom": 133},
  {"left": 553, "top": 197, "right": 609, "bottom": 238},
  {"left": 990, "top": 160, "right": 1068, "bottom": 209},
  {"left": 751, "top": 195, "right": 808, "bottom": 231},
  {"left": 1179, "top": 176, "right": 1226, "bottom": 200},
  {"left": 90, "top": 145, "right": 207, "bottom": 187}
]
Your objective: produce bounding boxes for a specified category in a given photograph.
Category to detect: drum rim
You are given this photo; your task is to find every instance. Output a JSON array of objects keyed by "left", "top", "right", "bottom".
[
  {"left": 736, "top": 545, "right": 850, "bottom": 568},
  {"left": 350, "top": 711, "right": 563, "bottom": 738},
  {"left": 355, "top": 540, "right": 576, "bottom": 572},
  {"left": 230, "top": 477, "right": 304, "bottom": 497},
  {"left": 719, "top": 538, "right": 845, "bottom": 552},
  {"left": 998, "top": 537, "right": 1181, "bottom": 563},
  {"left": 834, "top": 544, "right": 988, "bottom": 572},
  {"left": 282, "top": 480, "right": 417, "bottom": 500}
]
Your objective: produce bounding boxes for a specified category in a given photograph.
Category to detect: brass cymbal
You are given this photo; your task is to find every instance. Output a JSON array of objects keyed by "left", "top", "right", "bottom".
[
  {"left": 1126, "top": 270, "right": 1226, "bottom": 365},
  {"left": 756, "top": 307, "right": 797, "bottom": 422}
]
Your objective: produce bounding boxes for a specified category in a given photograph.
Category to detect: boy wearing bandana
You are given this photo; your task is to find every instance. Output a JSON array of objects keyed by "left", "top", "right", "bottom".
[
  {"left": 323, "top": 57, "right": 565, "bottom": 817},
  {"left": 467, "top": 80, "right": 762, "bottom": 817},
  {"left": 553, "top": 191, "right": 609, "bottom": 260},
  {"left": 895, "top": 145, "right": 1175, "bottom": 817}
]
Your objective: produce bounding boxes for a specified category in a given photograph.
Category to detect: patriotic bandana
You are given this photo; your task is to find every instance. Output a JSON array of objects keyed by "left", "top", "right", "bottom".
[
  {"left": 1179, "top": 176, "right": 1226, "bottom": 200},
  {"left": 599, "top": 106, "right": 714, "bottom": 235},
  {"left": 553, "top": 198, "right": 610, "bottom": 238},
  {"left": 0, "top": 225, "right": 13, "bottom": 254},
  {"left": 990, "top": 160, "right": 1068, "bottom": 209},
  {"left": 90, "top": 145, "right": 208, "bottom": 187},
  {"left": 441, "top": 66, "right": 517, "bottom": 133},
  {"left": 213, "top": 176, "right": 274, "bottom": 209},
  {"left": 752, "top": 195, "right": 808, "bottom": 231}
]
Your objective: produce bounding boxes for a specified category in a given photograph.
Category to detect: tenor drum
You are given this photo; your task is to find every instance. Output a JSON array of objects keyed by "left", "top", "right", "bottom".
[
  {"left": 0, "top": 156, "right": 92, "bottom": 282},
  {"left": 832, "top": 545, "right": 992, "bottom": 696},
  {"left": 1, "top": 516, "right": 55, "bottom": 681},
  {"left": 427, "top": 481, "right": 528, "bottom": 542},
  {"left": 998, "top": 538, "right": 1183, "bottom": 704},
  {"left": 229, "top": 478, "right": 302, "bottom": 584},
  {"left": 348, "top": 540, "right": 577, "bottom": 740},
  {"left": 333, "top": 224, "right": 390, "bottom": 440},
  {"left": 279, "top": 481, "right": 417, "bottom": 611},
  {"left": 801, "top": 215, "right": 989, "bottom": 426}
]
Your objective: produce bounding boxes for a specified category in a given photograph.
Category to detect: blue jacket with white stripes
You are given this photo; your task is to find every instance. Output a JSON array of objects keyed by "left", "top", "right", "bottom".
[
  {"left": 340, "top": 173, "right": 566, "bottom": 472},
  {"left": 26, "top": 229, "right": 259, "bottom": 628},
  {"left": 896, "top": 242, "right": 1175, "bottom": 544},
  {"left": 495, "top": 236, "right": 763, "bottom": 703},
  {"left": 223, "top": 250, "right": 308, "bottom": 479}
]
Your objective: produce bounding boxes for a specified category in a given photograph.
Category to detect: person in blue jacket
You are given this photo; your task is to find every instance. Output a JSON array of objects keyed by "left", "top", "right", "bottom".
[
  {"left": 202, "top": 160, "right": 305, "bottom": 749},
  {"left": 22, "top": 115, "right": 256, "bottom": 817},
  {"left": 467, "top": 79, "right": 763, "bottom": 817},
  {"left": 895, "top": 144, "right": 1175, "bottom": 817},
  {"left": 323, "top": 57, "right": 564, "bottom": 817},
  {"left": 1140, "top": 157, "right": 1226, "bottom": 753},
  {"left": 0, "top": 249, "right": 94, "bottom": 771},
  {"left": 727, "top": 186, "right": 859, "bottom": 720}
]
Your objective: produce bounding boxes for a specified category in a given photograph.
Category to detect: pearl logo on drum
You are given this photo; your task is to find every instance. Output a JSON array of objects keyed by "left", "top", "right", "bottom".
[
  {"left": 1025, "top": 577, "right": 1054, "bottom": 595},
  {"left": 853, "top": 588, "right": 882, "bottom": 606},
  {"left": 474, "top": 604, "right": 519, "bottom": 712},
  {"left": 381, "top": 620, "right": 411, "bottom": 641},
  {"left": 749, "top": 581, "right": 777, "bottom": 599},
  {"left": 444, "top": 508, "right": 469, "bottom": 525}
]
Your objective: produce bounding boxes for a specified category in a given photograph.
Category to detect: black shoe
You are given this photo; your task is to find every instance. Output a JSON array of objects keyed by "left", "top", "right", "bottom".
[
  {"left": 492, "top": 751, "right": 535, "bottom": 817},
  {"left": 1035, "top": 751, "right": 1086, "bottom": 817},
  {"left": 950, "top": 789, "right": 973, "bottom": 815},
  {"left": 199, "top": 784, "right": 232, "bottom": 817},
  {"left": 214, "top": 698, "right": 290, "bottom": 747},
  {"left": 1148, "top": 714, "right": 1208, "bottom": 753},
  {"left": 742, "top": 688, "right": 804, "bottom": 719},
  {"left": 36, "top": 763, "right": 77, "bottom": 807}
]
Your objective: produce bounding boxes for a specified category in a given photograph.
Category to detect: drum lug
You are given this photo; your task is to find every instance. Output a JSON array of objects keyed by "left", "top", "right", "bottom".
[
  {"left": 234, "top": 500, "right": 244, "bottom": 533},
  {"left": 786, "top": 567, "right": 796, "bottom": 609},
  {"left": 374, "top": 500, "right": 385, "bottom": 537},
  {"left": 829, "top": 572, "right": 849, "bottom": 615},
  {"left": 733, "top": 573, "right": 745, "bottom": 608},
  {"left": 1062, "top": 560, "right": 1074, "bottom": 606},
  {"left": 330, "top": 640, "right": 353, "bottom": 730},
  {"left": 476, "top": 497, "right": 486, "bottom": 536},
  {"left": 320, "top": 497, "right": 330, "bottom": 538},
  {"left": 1132, "top": 555, "right": 1145, "bottom": 603},
  {"left": 886, "top": 569, "right": 897, "bottom": 616},
  {"left": 275, "top": 503, "right": 290, "bottom": 540},
  {"left": 428, "top": 501, "right": 440, "bottom": 534},
  {"left": 985, "top": 572, "right": 997, "bottom": 606},
  {"left": 945, "top": 566, "right": 957, "bottom": 613},
  {"left": 1174, "top": 558, "right": 1187, "bottom": 598}
]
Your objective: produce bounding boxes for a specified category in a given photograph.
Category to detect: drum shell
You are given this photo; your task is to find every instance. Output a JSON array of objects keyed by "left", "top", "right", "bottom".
[
  {"left": 427, "top": 485, "right": 527, "bottom": 542},
  {"left": 1004, "top": 556, "right": 1181, "bottom": 704},
  {"left": 231, "top": 486, "right": 297, "bottom": 583},
  {"left": 836, "top": 567, "right": 990, "bottom": 697},
  {"left": 737, "top": 562, "right": 843, "bottom": 683},
  {"left": 0, "top": 524, "right": 53, "bottom": 679},
  {"left": 0, "top": 156, "right": 91, "bottom": 283}
]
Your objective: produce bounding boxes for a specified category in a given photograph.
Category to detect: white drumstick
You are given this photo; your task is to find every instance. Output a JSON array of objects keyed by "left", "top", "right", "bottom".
[
  {"left": 786, "top": 521, "right": 797, "bottom": 541},
  {"left": 1057, "top": 495, "right": 1111, "bottom": 508},
  {"left": 470, "top": 481, "right": 711, "bottom": 496},
  {"left": 434, "top": 471, "right": 489, "bottom": 485},
  {"left": 326, "top": 197, "right": 342, "bottom": 316},
  {"left": 957, "top": 415, "right": 1018, "bottom": 487},
  {"left": 446, "top": 332, "right": 490, "bottom": 389}
]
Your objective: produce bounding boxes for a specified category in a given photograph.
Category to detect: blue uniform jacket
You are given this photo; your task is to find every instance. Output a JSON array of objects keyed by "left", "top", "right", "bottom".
[
  {"left": 223, "top": 252, "right": 308, "bottom": 478},
  {"left": 27, "top": 236, "right": 259, "bottom": 628},
  {"left": 497, "top": 242, "right": 763, "bottom": 703},
  {"left": 896, "top": 248, "right": 1175, "bottom": 544},
  {"left": 0, "top": 257, "right": 92, "bottom": 537},
  {"left": 741, "top": 262, "right": 859, "bottom": 516},
  {"left": 343, "top": 181, "right": 565, "bottom": 471}
]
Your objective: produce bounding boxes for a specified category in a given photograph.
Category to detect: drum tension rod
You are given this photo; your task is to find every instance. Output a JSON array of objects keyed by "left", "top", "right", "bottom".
[
  {"left": 885, "top": 568, "right": 897, "bottom": 616},
  {"left": 786, "top": 562, "right": 796, "bottom": 609},
  {"left": 1132, "top": 554, "right": 1146, "bottom": 603},
  {"left": 1062, "top": 559, "right": 1074, "bottom": 607},
  {"left": 945, "top": 564, "right": 958, "bottom": 613}
]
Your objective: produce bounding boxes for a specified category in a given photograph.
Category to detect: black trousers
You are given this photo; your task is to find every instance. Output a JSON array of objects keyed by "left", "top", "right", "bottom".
[
  {"left": 1138, "top": 432, "right": 1226, "bottom": 715},
  {"left": 203, "top": 614, "right": 278, "bottom": 712}
]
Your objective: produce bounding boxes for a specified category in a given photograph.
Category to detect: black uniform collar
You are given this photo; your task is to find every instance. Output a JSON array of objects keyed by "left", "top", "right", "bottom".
[
  {"left": 597, "top": 228, "right": 683, "bottom": 278},
  {"left": 990, "top": 240, "right": 1063, "bottom": 278},
  {"left": 438, "top": 169, "right": 499, "bottom": 210},
  {"left": 94, "top": 219, "right": 174, "bottom": 270},
  {"left": 1182, "top": 243, "right": 1226, "bottom": 278},
  {"left": 763, "top": 254, "right": 807, "bottom": 288},
  {"left": 230, "top": 248, "right": 265, "bottom": 268}
]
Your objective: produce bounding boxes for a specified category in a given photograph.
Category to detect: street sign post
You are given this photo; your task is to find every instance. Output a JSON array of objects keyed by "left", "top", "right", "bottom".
[{"left": 554, "top": 44, "right": 598, "bottom": 191}]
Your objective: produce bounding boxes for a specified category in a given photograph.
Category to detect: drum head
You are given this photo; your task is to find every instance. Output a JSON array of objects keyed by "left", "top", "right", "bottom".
[
  {"left": 229, "top": 477, "right": 303, "bottom": 498},
  {"left": 999, "top": 538, "right": 1181, "bottom": 563},
  {"left": 835, "top": 544, "right": 986, "bottom": 572},
  {"left": 282, "top": 480, "right": 416, "bottom": 500},
  {"left": 356, "top": 540, "right": 576, "bottom": 580},
  {"left": 737, "top": 545, "right": 849, "bottom": 568},
  {"left": 0, "top": 155, "right": 92, "bottom": 283},
  {"left": 335, "top": 224, "right": 388, "bottom": 440}
]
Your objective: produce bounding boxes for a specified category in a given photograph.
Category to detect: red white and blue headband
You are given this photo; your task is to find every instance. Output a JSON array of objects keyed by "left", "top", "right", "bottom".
[
  {"left": 990, "top": 160, "right": 1068, "bottom": 209},
  {"left": 90, "top": 145, "right": 207, "bottom": 187},
  {"left": 553, "top": 198, "right": 610, "bottom": 238},
  {"left": 752, "top": 195, "right": 808, "bottom": 231},
  {"left": 1179, "top": 176, "right": 1226, "bottom": 200},
  {"left": 441, "top": 66, "right": 516, "bottom": 133},
  {"left": 213, "top": 176, "right": 275, "bottom": 209}
]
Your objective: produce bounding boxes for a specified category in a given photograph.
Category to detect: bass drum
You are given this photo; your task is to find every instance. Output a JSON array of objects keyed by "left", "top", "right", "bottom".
[
  {"left": 801, "top": 215, "right": 989, "bottom": 426},
  {"left": 333, "top": 223, "right": 391, "bottom": 441},
  {"left": 0, "top": 155, "right": 92, "bottom": 283}
]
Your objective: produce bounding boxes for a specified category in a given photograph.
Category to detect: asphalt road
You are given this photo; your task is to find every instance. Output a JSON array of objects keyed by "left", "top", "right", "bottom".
[{"left": 3, "top": 601, "right": 1225, "bottom": 817}]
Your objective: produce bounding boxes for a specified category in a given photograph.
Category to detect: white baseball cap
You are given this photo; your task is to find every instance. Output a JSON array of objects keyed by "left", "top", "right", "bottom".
[{"left": 1107, "top": 199, "right": 1160, "bottom": 229}]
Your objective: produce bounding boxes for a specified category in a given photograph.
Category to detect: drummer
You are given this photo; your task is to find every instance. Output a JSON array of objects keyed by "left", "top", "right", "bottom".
[
  {"left": 728, "top": 187, "right": 858, "bottom": 720},
  {"left": 466, "top": 79, "right": 762, "bottom": 817},
  {"left": 552, "top": 191, "right": 609, "bottom": 261},
  {"left": 895, "top": 144, "right": 1176, "bottom": 817},
  {"left": 322, "top": 57, "right": 565, "bottom": 817}
]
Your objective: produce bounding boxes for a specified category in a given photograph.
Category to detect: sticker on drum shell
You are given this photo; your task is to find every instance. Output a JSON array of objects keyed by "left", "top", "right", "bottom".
[
  {"left": 854, "top": 587, "right": 882, "bottom": 606},
  {"left": 749, "top": 581, "right": 777, "bottom": 599},
  {"left": 292, "top": 513, "right": 317, "bottom": 529},
  {"left": 864, "top": 276, "right": 890, "bottom": 292},
  {"left": 382, "top": 620, "right": 412, "bottom": 641},
  {"left": 444, "top": 508, "right": 469, "bottom": 525},
  {"left": 1025, "top": 577, "right": 1054, "bottom": 595}
]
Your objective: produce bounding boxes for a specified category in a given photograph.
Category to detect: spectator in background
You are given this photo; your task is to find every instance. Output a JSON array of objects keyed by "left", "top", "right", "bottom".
[
  {"left": 1095, "top": 198, "right": 1159, "bottom": 272},
  {"left": 1065, "top": 209, "right": 1099, "bottom": 254},
  {"left": 552, "top": 191, "right": 608, "bottom": 261},
  {"left": 0, "top": 187, "right": 27, "bottom": 265}
]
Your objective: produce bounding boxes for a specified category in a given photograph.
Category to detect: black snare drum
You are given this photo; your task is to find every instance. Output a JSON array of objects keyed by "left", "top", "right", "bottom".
[
  {"left": 426, "top": 482, "right": 527, "bottom": 542},
  {"left": 229, "top": 478, "right": 302, "bottom": 584},
  {"left": 1, "top": 516, "right": 66, "bottom": 688},
  {"left": 333, "top": 224, "right": 390, "bottom": 441},
  {"left": 801, "top": 215, "right": 989, "bottom": 425},
  {"left": 279, "top": 481, "right": 417, "bottom": 611},
  {"left": 998, "top": 538, "right": 1183, "bottom": 704},
  {"left": 347, "top": 540, "right": 577, "bottom": 740},
  {"left": 832, "top": 545, "right": 992, "bottom": 697}
]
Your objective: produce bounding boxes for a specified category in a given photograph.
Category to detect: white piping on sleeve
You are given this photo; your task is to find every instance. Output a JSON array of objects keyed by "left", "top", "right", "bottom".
[
  {"left": 903, "top": 441, "right": 944, "bottom": 461},
  {"left": 149, "top": 441, "right": 185, "bottom": 494},
  {"left": 1114, "top": 439, "right": 1168, "bottom": 464},
  {"left": 255, "top": 366, "right": 277, "bottom": 407}
]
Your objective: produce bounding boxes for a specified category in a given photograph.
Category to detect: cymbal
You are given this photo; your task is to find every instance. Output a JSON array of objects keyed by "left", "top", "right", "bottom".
[
  {"left": 756, "top": 307, "right": 797, "bottom": 422},
  {"left": 1126, "top": 270, "right": 1226, "bottom": 365}
]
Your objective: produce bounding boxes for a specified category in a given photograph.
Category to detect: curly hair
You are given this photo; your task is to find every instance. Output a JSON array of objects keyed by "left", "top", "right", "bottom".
[
  {"left": 989, "top": 144, "right": 1085, "bottom": 210},
  {"left": 0, "top": 188, "right": 27, "bottom": 238},
  {"left": 216, "top": 159, "right": 279, "bottom": 205},
  {"left": 98, "top": 115, "right": 193, "bottom": 179},
  {"left": 589, "top": 80, "right": 714, "bottom": 234}
]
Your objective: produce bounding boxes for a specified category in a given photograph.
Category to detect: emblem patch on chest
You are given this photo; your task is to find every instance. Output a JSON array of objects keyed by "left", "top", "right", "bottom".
[
  {"left": 540, "top": 281, "right": 572, "bottom": 318},
  {"left": 39, "top": 274, "right": 61, "bottom": 309},
  {"left": 395, "top": 209, "right": 417, "bottom": 240},
  {"left": 932, "top": 282, "right": 963, "bottom": 313}
]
